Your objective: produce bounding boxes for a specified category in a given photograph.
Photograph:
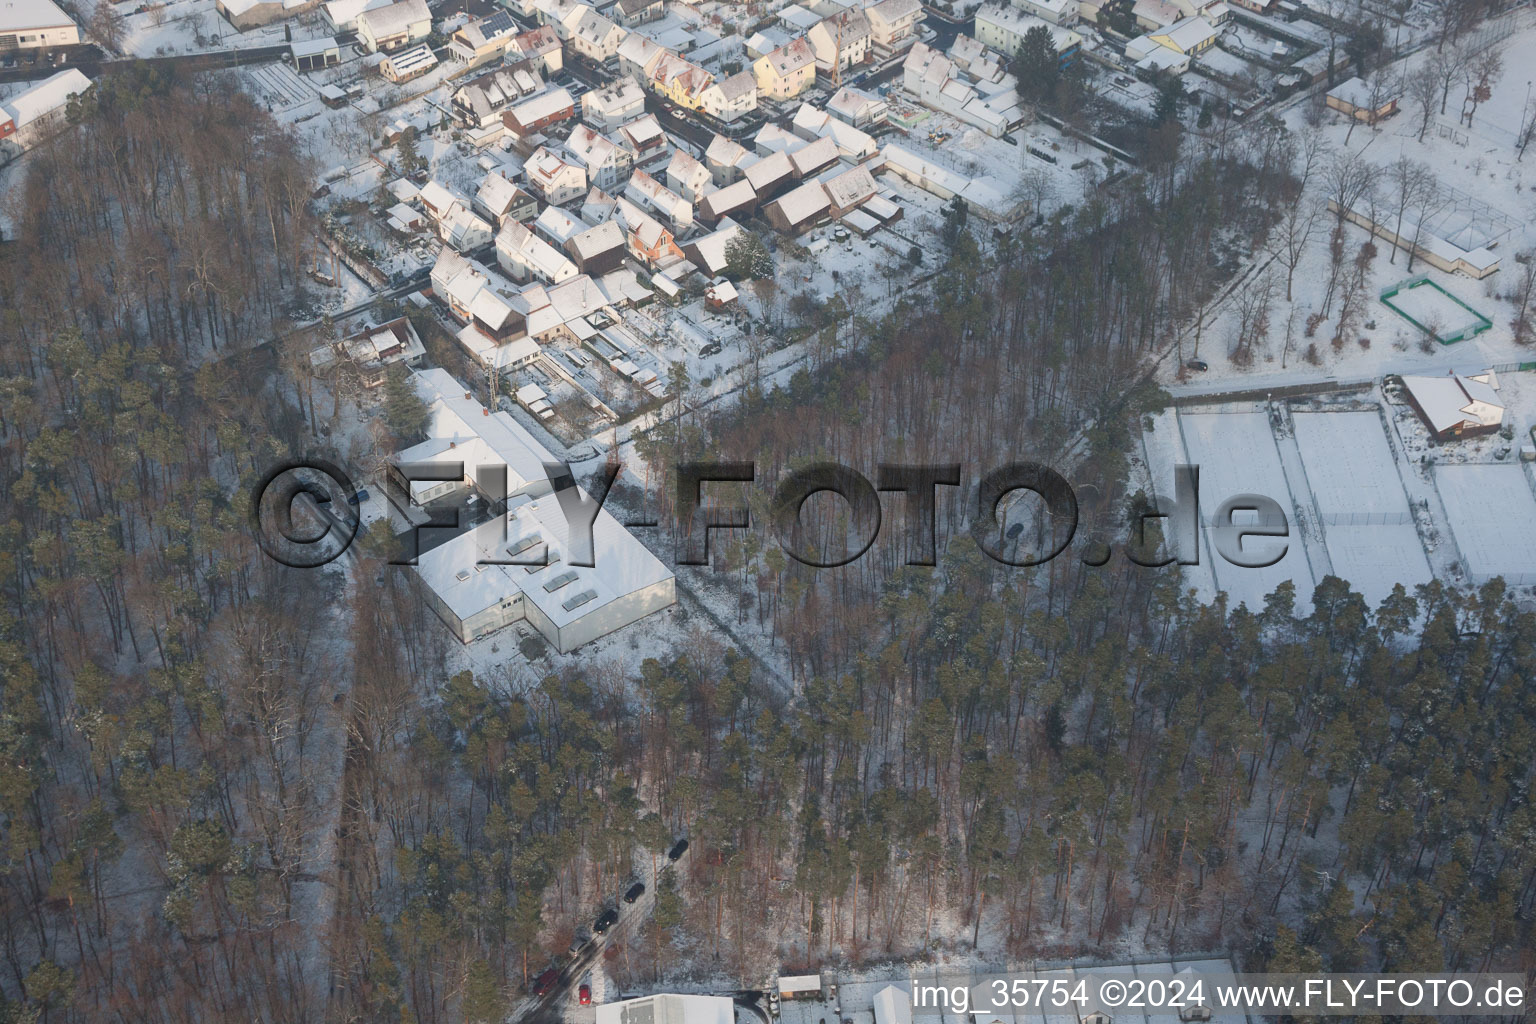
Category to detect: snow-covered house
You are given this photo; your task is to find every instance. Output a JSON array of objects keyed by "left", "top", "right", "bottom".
[
  {"left": 563, "top": 5, "right": 626, "bottom": 61},
  {"left": 565, "top": 220, "right": 628, "bottom": 275},
  {"left": 525, "top": 146, "right": 589, "bottom": 205},
  {"left": 380, "top": 42, "right": 438, "bottom": 82},
  {"left": 453, "top": 65, "right": 547, "bottom": 127},
  {"left": 508, "top": 24, "right": 564, "bottom": 73},
  {"left": 581, "top": 76, "right": 647, "bottom": 129},
  {"left": 705, "top": 134, "right": 756, "bottom": 186},
  {"left": 664, "top": 150, "right": 712, "bottom": 203},
  {"left": 625, "top": 169, "right": 693, "bottom": 231},
  {"left": 0, "top": 69, "right": 91, "bottom": 152},
  {"left": 450, "top": 10, "right": 522, "bottom": 66},
  {"left": 617, "top": 31, "right": 667, "bottom": 79},
  {"left": 698, "top": 71, "right": 759, "bottom": 123},
  {"left": 807, "top": 10, "right": 871, "bottom": 74},
  {"left": 497, "top": 220, "right": 580, "bottom": 284},
  {"left": 762, "top": 179, "right": 831, "bottom": 234},
  {"left": 477, "top": 171, "right": 540, "bottom": 225},
  {"left": 565, "top": 123, "right": 633, "bottom": 189},
  {"left": 791, "top": 102, "right": 877, "bottom": 160},
  {"left": 866, "top": 0, "right": 923, "bottom": 59},
  {"left": 613, "top": 113, "right": 670, "bottom": 168},
  {"left": 1401, "top": 372, "right": 1505, "bottom": 441},
  {"left": 502, "top": 86, "right": 577, "bottom": 138},
  {"left": 973, "top": 4, "right": 1081, "bottom": 63},
  {"left": 753, "top": 37, "right": 816, "bottom": 99},
  {"left": 357, "top": 0, "right": 431, "bottom": 52}
]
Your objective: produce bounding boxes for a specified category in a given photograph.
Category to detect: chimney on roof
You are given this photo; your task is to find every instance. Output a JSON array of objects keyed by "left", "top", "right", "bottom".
[
  {"left": 483, "top": 408, "right": 490, "bottom": 416},
  {"left": 465, "top": 391, "right": 473, "bottom": 399}
]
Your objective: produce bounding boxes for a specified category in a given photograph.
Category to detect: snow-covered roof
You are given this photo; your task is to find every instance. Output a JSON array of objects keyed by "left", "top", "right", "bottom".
[
  {"left": 0, "top": 0, "right": 74, "bottom": 31},
  {"left": 705, "top": 133, "right": 750, "bottom": 168},
  {"left": 359, "top": 0, "right": 430, "bottom": 37},
  {"left": 383, "top": 42, "right": 438, "bottom": 76},
  {"left": 617, "top": 31, "right": 667, "bottom": 71},
  {"left": 508, "top": 85, "right": 575, "bottom": 126},
  {"left": 867, "top": 0, "right": 921, "bottom": 23},
  {"left": 822, "top": 163, "right": 876, "bottom": 209},
  {"left": 700, "top": 179, "right": 757, "bottom": 218},
  {"left": 760, "top": 36, "right": 815, "bottom": 76},
  {"left": 684, "top": 220, "right": 745, "bottom": 274},
  {"left": 827, "top": 84, "right": 884, "bottom": 121},
  {"left": 534, "top": 204, "right": 590, "bottom": 245},
  {"left": 1402, "top": 372, "right": 1504, "bottom": 435},
  {"left": 777, "top": 4, "right": 822, "bottom": 30},
  {"left": 1326, "top": 75, "right": 1396, "bottom": 109},
  {"left": 975, "top": 3, "right": 1082, "bottom": 50},
  {"left": 744, "top": 149, "right": 794, "bottom": 191},
  {"left": 1152, "top": 13, "right": 1218, "bottom": 51},
  {"left": 873, "top": 987, "right": 913, "bottom": 1024},
  {"left": 0, "top": 68, "right": 90, "bottom": 131},
  {"left": 498, "top": 220, "right": 578, "bottom": 280},
  {"left": 710, "top": 69, "right": 757, "bottom": 102},
  {"left": 767, "top": 179, "right": 831, "bottom": 225},
  {"left": 566, "top": 122, "right": 622, "bottom": 170},
  {"left": 291, "top": 35, "right": 339, "bottom": 56},
  {"left": 789, "top": 134, "right": 840, "bottom": 177},
  {"left": 583, "top": 75, "right": 647, "bottom": 115},
  {"left": 568, "top": 219, "right": 626, "bottom": 259}
]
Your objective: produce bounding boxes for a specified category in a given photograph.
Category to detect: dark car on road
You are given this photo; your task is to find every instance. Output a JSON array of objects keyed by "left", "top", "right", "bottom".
[
  {"left": 532, "top": 967, "right": 560, "bottom": 996},
  {"left": 1185, "top": 359, "right": 1209, "bottom": 372},
  {"left": 623, "top": 882, "right": 645, "bottom": 904},
  {"left": 594, "top": 908, "right": 618, "bottom": 934},
  {"left": 667, "top": 838, "right": 688, "bottom": 861}
]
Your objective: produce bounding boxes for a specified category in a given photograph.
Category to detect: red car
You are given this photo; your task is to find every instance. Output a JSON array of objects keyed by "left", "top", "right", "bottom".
[
  {"left": 580, "top": 984, "right": 592, "bottom": 1005},
  {"left": 532, "top": 968, "right": 559, "bottom": 996}
]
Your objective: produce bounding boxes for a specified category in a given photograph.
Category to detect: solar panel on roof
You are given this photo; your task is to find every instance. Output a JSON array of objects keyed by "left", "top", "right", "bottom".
[{"left": 483, "top": 10, "right": 514, "bottom": 35}]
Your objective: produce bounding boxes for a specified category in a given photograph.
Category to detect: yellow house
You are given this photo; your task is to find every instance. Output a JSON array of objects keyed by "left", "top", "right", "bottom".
[
  {"left": 650, "top": 52, "right": 715, "bottom": 110},
  {"left": 753, "top": 37, "right": 816, "bottom": 100}
]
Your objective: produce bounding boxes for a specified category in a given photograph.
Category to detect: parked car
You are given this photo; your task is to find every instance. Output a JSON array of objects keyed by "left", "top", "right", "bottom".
[
  {"left": 667, "top": 838, "right": 688, "bottom": 861},
  {"left": 580, "top": 984, "right": 592, "bottom": 1005},
  {"left": 568, "top": 932, "right": 591, "bottom": 955},
  {"left": 1185, "top": 359, "right": 1209, "bottom": 372},
  {"left": 347, "top": 488, "right": 370, "bottom": 505},
  {"left": 594, "top": 908, "right": 618, "bottom": 934},
  {"left": 623, "top": 882, "right": 645, "bottom": 904},
  {"left": 532, "top": 967, "right": 560, "bottom": 996}
]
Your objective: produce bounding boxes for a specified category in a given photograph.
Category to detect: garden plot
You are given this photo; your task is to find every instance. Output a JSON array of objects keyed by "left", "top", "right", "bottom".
[
  {"left": 1180, "top": 410, "right": 1316, "bottom": 612},
  {"left": 1433, "top": 464, "right": 1536, "bottom": 586},
  {"left": 1291, "top": 411, "right": 1430, "bottom": 606}
]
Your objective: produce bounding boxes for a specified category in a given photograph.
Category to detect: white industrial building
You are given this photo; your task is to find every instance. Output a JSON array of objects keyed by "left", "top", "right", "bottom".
[
  {"left": 597, "top": 995, "right": 736, "bottom": 1024},
  {"left": 400, "top": 369, "right": 675, "bottom": 651},
  {"left": 0, "top": 0, "right": 78, "bottom": 50}
]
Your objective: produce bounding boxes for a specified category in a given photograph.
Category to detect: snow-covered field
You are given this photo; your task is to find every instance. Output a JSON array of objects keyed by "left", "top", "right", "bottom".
[
  {"left": 1292, "top": 410, "right": 1412, "bottom": 520},
  {"left": 1180, "top": 408, "right": 1317, "bottom": 612},
  {"left": 1432, "top": 463, "right": 1536, "bottom": 585},
  {"left": 1291, "top": 409, "right": 1433, "bottom": 605}
]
